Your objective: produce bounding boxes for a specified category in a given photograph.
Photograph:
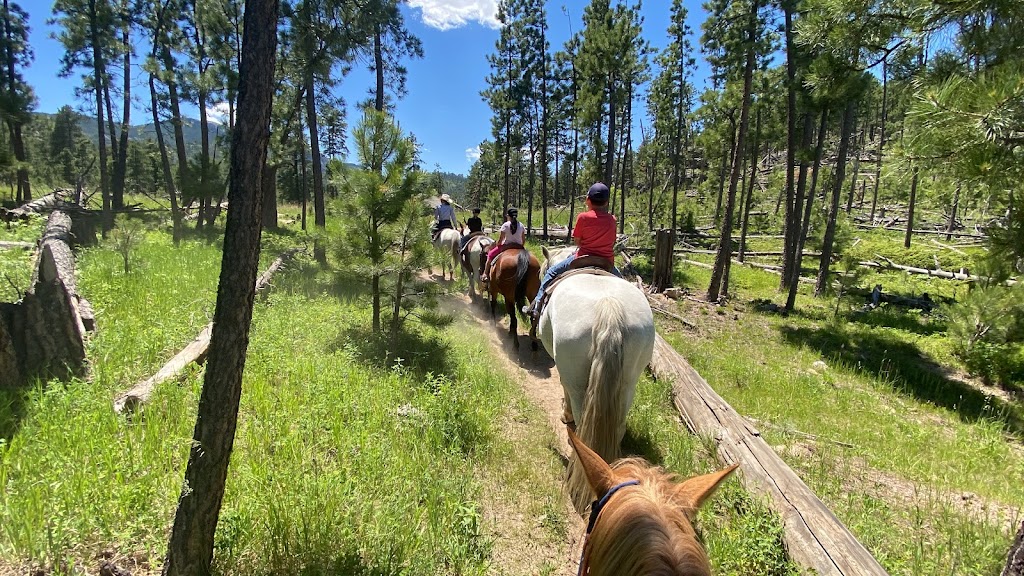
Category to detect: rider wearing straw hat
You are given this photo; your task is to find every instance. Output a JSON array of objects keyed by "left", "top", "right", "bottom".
[{"left": 432, "top": 193, "right": 458, "bottom": 240}]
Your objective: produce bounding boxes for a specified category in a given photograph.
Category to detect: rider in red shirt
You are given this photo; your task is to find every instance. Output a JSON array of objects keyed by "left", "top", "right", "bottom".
[{"left": 526, "top": 182, "right": 620, "bottom": 315}]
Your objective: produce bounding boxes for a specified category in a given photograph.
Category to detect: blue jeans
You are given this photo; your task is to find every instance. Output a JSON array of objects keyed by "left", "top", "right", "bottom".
[{"left": 532, "top": 254, "right": 622, "bottom": 311}]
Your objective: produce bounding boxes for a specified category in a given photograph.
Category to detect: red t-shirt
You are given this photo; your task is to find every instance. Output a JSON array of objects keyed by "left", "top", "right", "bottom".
[{"left": 573, "top": 210, "right": 616, "bottom": 259}]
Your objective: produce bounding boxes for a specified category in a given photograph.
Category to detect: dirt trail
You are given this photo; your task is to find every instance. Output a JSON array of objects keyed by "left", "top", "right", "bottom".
[{"left": 438, "top": 283, "right": 588, "bottom": 576}]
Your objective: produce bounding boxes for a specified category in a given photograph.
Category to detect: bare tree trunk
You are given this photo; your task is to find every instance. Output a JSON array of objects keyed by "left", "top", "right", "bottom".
[
  {"left": 815, "top": 100, "right": 856, "bottom": 297},
  {"left": 780, "top": 0, "right": 798, "bottom": 290},
  {"left": 374, "top": 22, "right": 384, "bottom": 112},
  {"left": 904, "top": 166, "right": 918, "bottom": 248},
  {"left": 739, "top": 109, "right": 761, "bottom": 262},
  {"left": 2, "top": 0, "right": 29, "bottom": 202},
  {"left": 786, "top": 109, "right": 827, "bottom": 310},
  {"left": 89, "top": 0, "right": 110, "bottom": 234},
  {"left": 783, "top": 113, "right": 813, "bottom": 291},
  {"left": 161, "top": 44, "right": 189, "bottom": 198},
  {"left": 845, "top": 116, "right": 860, "bottom": 214},
  {"left": 869, "top": 57, "right": 887, "bottom": 223},
  {"left": 946, "top": 183, "right": 960, "bottom": 241},
  {"left": 162, "top": 0, "right": 277, "bottom": 571},
  {"left": 305, "top": 74, "right": 326, "bottom": 262},
  {"left": 150, "top": 73, "right": 182, "bottom": 246},
  {"left": 708, "top": 1, "right": 758, "bottom": 302},
  {"left": 604, "top": 75, "right": 616, "bottom": 186}
]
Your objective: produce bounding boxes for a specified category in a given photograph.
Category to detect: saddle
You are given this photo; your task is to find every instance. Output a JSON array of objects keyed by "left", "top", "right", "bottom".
[
  {"left": 483, "top": 243, "right": 523, "bottom": 282},
  {"left": 530, "top": 264, "right": 617, "bottom": 338},
  {"left": 459, "top": 231, "right": 487, "bottom": 257}
]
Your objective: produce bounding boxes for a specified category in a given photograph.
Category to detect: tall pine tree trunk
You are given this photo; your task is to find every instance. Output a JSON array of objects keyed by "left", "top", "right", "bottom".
[
  {"left": 904, "top": 166, "right": 919, "bottom": 248},
  {"left": 869, "top": 56, "right": 887, "bottom": 222},
  {"left": 162, "top": 0, "right": 277, "bottom": 571},
  {"left": 780, "top": 0, "right": 798, "bottom": 290},
  {"left": 196, "top": 88, "right": 211, "bottom": 231},
  {"left": 89, "top": 0, "right": 110, "bottom": 233},
  {"left": 374, "top": 23, "right": 384, "bottom": 112},
  {"left": 305, "top": 74, "right": 326, "bottom": 262},
  {"left": 815, "top": 100, "right": 856, "bottom": 297},
  {"left": 708, "top": 0, "right": 758, "bottom": 302},
  {"left": 2, "top": 0, "right": 29, "bottom": 202},
  {"left": 113, "top": 24, "right": 131, "bottom": 211},
  {"left": 786, "top": 108, "right": 828, "bottom": 310},
  {"left": 150, "top": 73, "right": 182, "bottom": 246},
  {"left": 845, "top": 116, "right": 860, "bottom": 213},
  {"left": 604, "top": 75, "right": 616, "bottom": 185},
  {"left": 739, "top": 108, "right": 761, "bottom": 262},
  {"left": 946, "top": 183, "right": 960, "bottom": 241}
]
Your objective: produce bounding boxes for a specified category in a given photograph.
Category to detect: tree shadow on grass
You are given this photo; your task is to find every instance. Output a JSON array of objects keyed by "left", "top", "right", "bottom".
[
  {"left": 845, "top": 305, "right": 948, "bottom": 337},
  {"left": 780, "top": 324, "right": 1024, "bottom": 437},
  {"left": 331, "top": 323, "right": 454, "bottom": 382},
  {"left": 268, "top": 259, "right": 366, "bottom": 304}
]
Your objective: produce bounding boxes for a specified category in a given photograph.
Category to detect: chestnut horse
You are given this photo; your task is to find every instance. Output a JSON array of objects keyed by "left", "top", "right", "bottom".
[
  {"left": 484, "top": 246, "right": 540, "bottom": 350},
  {"left": 568, "top": 428, "right": 738, "bottom": 576}
]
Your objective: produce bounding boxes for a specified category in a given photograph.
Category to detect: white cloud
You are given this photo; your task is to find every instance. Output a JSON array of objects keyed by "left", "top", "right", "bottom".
[
  {"left": 206, "top": 102, "right": 232, "bottom": 125},
  {"left": 465, "top": 145, "right": 481, "bottom": 163},
  {"left": 408, "top": 0, "right": 500, "bottom": 31}
]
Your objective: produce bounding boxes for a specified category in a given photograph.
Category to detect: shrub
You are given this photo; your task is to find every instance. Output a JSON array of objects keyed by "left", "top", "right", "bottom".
[
  {"left": 109, "top": 214, "right": 145, "bottom": 273},
  {"left": 947, "top": 285, "right": 1024, "bottom": 387}
]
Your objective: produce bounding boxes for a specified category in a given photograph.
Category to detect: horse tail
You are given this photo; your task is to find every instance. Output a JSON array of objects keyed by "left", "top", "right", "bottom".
[
  {"left": 579, "top": 296, "right": 627, "bottom": 465},
  {"left": 513, "top": 249, "right": 530, "bottom": 312}
]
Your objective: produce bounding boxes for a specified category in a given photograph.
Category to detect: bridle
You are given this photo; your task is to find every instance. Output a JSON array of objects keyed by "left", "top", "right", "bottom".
[{"left": 578, "top": 479, "right": 640, "bottom": 576}]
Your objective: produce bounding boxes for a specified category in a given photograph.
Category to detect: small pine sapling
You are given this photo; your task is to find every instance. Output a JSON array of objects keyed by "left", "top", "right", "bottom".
[{"left": 110, "top": 214, "right": 145, "bottom": 273}]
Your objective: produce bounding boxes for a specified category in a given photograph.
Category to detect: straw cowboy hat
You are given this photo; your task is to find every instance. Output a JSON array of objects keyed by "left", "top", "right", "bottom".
[{"left": 440, "top": 193, "right": 452, "bottom": 203}]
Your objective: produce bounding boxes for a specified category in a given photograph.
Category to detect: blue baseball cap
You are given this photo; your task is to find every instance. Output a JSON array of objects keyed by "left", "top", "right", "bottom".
[{"left": 587, "top": 182, "right": 610, "bottom": 202}]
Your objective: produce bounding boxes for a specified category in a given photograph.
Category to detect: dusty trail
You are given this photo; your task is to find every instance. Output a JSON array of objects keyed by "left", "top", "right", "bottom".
[{"left": 437, "top": 279, "right": 588, "bottom": 576}]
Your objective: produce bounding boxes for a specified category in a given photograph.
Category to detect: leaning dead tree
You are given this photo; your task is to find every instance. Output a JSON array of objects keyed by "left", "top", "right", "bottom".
[
  {"left": 0, "top": 211, "right": 95, "bottom": 385},
  {"left": 112, "top": 247, "right": 301, "bottom": 413},
  {"left": 649, "top": 334, "right": 888, "bottom": 575}
]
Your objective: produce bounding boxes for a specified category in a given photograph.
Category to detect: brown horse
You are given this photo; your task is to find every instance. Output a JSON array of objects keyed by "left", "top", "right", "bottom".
[
  {"left": 484, "top": 246, "right": 540, "bottom": 350},
  {"left": 568, "top": 428, "right": 738, "bottom": 576}
]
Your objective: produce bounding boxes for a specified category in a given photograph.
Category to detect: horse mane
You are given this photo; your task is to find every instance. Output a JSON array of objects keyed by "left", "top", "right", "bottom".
[{"left": 586, "top": 459, "right": 712, "bottom": 576}]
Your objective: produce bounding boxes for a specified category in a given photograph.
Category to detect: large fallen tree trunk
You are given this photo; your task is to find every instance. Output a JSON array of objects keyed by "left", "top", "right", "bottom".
[
  {"left": 0, "top": 210, "right": 95, "bottom": 385},
  {"left": 112, "top": 247, "right": 302, "bottom": 413},
  {"left": 854, "top": 223, "right": 987, "bottom": 239},
  {"left": 0, "top": 241, "right": 34, "bottom": 250},
  {"left": 649, "top": 334, "right": 889, "bottom": 576},
  {"left": 1, "top": 192, "right": 61, "bottom": 222}
]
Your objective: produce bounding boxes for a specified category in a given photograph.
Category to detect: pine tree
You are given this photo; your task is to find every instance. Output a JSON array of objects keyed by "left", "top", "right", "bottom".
[{"left": 0, "top": 0, "right": 34, "bottom": 203}]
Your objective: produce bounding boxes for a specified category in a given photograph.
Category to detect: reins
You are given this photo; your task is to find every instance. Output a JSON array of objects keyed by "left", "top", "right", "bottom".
[{"left": 578, "top": 479, "right": 639, "bottom": 576}]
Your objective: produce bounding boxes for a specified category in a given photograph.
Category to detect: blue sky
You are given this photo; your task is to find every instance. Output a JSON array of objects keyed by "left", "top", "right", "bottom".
[{"left": 25, "top": 0, "right": 713, "bottom": 175}]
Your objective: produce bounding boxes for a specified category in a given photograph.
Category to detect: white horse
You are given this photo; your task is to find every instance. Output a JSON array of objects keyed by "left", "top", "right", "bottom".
[
  {"left": 461, "top": 234, "right": 495, "bottom": 300},
  {"left": 431, "top": 228, "right": 460, "bottom": 281},
  {"left": 536, "top": 246, "right": 656, "bottom": 511}
]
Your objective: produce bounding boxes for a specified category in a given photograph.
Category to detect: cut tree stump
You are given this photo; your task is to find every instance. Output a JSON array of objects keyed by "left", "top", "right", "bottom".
[
  {"left": 649, "top": 334, "right": 889, "bottom": 576},
  {"left": 112, "top": 247, "right": 302, "bottom": 414},
  {"left": 652, "top": 229, "right": 675, "bottom": 292}
]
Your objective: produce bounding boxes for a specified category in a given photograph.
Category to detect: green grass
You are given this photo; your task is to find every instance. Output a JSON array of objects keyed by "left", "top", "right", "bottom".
[
  {"left": 0, "top": 214, "right": 45, "bottom": 301},
  {"left": 0, "top": 221, "right": 569, "bottom": 574},
  {"left": 654, "top": 253, "right": 1021, "bottom": 575}
]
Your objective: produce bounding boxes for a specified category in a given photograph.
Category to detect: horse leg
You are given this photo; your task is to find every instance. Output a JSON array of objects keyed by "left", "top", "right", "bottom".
[
  {"left": 507, "top": 296, "right": 519, "bottom": 349},
  {"left": 489, "top": 294, "right": 497, "bottom": 323}
]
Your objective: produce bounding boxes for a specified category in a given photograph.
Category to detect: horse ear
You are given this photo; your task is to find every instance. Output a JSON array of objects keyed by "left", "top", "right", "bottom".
[
  {"left": 674, "top": 463, "right": 738, "bottom": 517},
  {"left": 542, "top": 246, "right": 550, "bottom": 260},
  {"left": 567, "top": 427, "right": 617, "bottom": 497}
]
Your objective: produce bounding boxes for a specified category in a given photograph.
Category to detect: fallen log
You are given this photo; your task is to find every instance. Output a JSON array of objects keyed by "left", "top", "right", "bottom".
[
  {"left": 112, "top": 247, "right": 303, "bottom": 413},
  {"left": 649, "top": 334, "right": 889, "bottom": 576},
  {"left": 0, "top": 210, "right": 94, "bottom": 385},
  {"left": 854, "top": 223, "right": 987, "bottom": 239},
  {"left": 0, "top": 241, "right": 34, "bottom": 250},
  {"left": 858, "top": 256, "right": 1017, "bottom": 285},
  {"left": 1, "top": 192, "right": 61, "bottom": 221}
]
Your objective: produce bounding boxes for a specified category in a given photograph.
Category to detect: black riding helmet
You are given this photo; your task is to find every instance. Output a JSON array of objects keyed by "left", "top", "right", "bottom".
[{"left": 507, "top": 207, "right": 518, "bottom": 218}]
